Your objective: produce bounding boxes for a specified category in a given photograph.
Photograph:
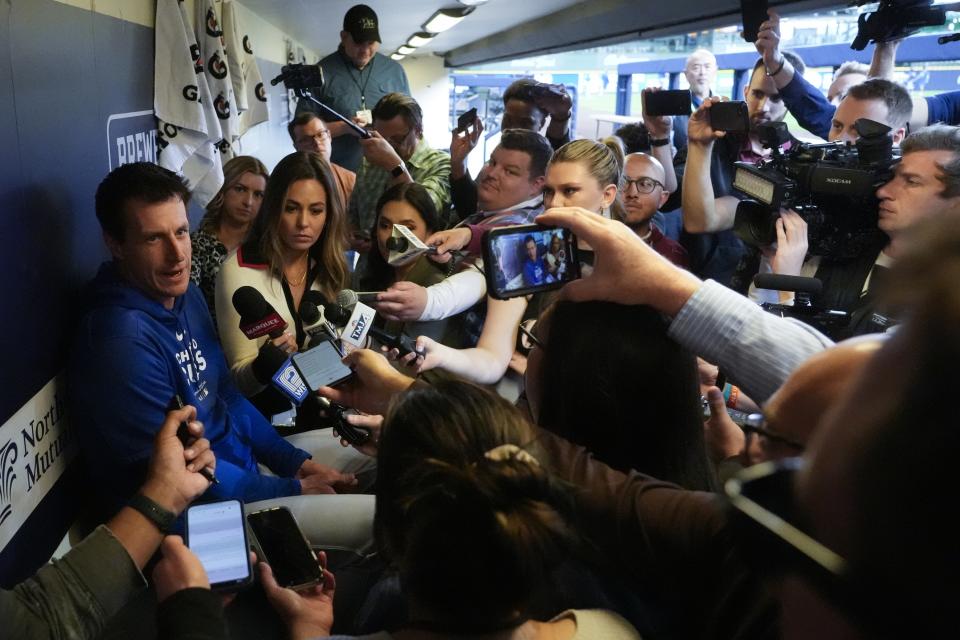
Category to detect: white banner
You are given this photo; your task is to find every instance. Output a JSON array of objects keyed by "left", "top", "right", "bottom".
[{"left": 0, "top": 374, "right": 74, "bottom": 553}]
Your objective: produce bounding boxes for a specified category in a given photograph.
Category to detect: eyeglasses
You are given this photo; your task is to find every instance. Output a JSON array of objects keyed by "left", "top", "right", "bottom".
[
  {"left": 298, "top": 130, "right": 330, "bottom": 144},
  {"left": 623, "top": 176, "right": 664, "bottom": 194}
]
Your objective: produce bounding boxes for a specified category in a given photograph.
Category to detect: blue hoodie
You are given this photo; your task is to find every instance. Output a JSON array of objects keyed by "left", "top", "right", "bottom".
[{"left": 69, "top": 262, "right": 308, "bottom": 522}]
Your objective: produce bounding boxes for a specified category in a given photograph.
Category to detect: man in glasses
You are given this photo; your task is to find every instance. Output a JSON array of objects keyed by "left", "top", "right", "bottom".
[
  {"left": 288, "top": 112, "right": 356, "bottom": 209},
  {"left": 621, "top": 153, "right": 688, "bottom": 268}
]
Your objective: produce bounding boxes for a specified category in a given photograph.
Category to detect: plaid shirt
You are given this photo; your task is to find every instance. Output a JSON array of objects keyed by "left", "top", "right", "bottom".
[{"left": 348, "top": 138, "right": 451, "bottom": 233}]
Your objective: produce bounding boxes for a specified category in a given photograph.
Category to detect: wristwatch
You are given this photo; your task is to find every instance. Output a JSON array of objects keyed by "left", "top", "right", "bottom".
[
  {"left": 390, "top": 161, "right": 407, "bottom": 178},
  {"left": 650, "top": 138, "right": 670, "bottom": 147},
  {"left": 128, "top": 493, "right": 176, "bottom": 533}
]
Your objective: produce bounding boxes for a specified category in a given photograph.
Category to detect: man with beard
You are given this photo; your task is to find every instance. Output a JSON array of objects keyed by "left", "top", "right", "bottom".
[{"left": 621, "top": 153, "right": 688, "bottom": 267}]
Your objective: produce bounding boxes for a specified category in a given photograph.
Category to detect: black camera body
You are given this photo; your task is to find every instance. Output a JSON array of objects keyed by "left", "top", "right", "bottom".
[
  {"left": 731, "top": 119, "right": 897, "bottom": 260},
  {"left": 852, "top": 0, "right": 946, "bottom": 50}
]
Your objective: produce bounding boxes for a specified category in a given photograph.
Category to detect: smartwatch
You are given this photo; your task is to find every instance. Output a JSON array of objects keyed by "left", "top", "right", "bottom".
[
  {"left": 128, "top": 493, "right": 176, "bottom": 533},
  {"left": 650, "top": 138, "right": 670, "bottom": 147},
  {"left": 390, "top": 161, "right": 407, "bottom": 178}
]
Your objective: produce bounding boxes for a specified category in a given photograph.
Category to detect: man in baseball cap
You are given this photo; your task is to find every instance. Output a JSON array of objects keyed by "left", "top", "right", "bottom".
[
  {"left": 295, "top": 3, "right": 410, "bottom": 172},
  {"left": 344, "top": 4, "right": 381, "bottom": 45}
]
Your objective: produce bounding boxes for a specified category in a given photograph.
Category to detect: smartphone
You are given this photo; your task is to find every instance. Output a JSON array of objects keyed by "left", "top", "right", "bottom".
[
  {"left": 456, "top": 107, "right": 478, "bottom": 133},
  {"left": 247, "top": 506, "right": 323, "bottom": 591},
  {"left": 710, "top": 101, "right": 750, "bottom": 133},
  {"left": 741, "top": 0, "right": 769, "bottom": 42},
  {"left": 291, "top": 338, "right": 353, "bottom": 390},
  {"left": 482, "top": 224, "right": 580, "bottom": 300},
  {"left": 186, "top": 500, "right": 253, "bottom": 591},
  {"left": 643, "top": 89, "right": 692, "bottom": 117}
]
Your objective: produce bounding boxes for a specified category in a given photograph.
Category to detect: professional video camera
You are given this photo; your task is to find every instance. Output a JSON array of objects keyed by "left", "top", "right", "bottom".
[
  {"left": 731, "top": 118, "right": 897, "bottom": 260},
  {"left": 851, "top": 0, "right": 950, "bottom": 50}
]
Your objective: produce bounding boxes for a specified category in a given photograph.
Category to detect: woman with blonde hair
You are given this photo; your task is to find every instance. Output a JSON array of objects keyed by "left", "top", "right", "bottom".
[{"left": 190, "top": 155, "right": 269, "bottom": 324}]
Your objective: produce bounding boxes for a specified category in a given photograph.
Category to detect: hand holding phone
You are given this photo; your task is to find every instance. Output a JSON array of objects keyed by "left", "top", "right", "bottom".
[
  {"left": 741, "top": 0, "right": 769, "bottom": 42},
  {"left": 456, "top": 107, "right": 478, "bottom": 133},
  {"left": 709, "top": 101, "right": 750, "bottom": 134},
  {"left": 248, "top": 507, "right": 324, "bottom": 591},
  {"left": 481, "top": 224, "right": 580, "bottom": 300},
  {"left": 186, "top": 500, "right": 253, "bottom": 591}
]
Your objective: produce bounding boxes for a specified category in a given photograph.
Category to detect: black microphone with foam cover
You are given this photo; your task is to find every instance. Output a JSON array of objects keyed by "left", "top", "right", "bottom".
[
  {"left": 753, "top": 274, "right": 823, "bottom": 296},
  {"left": 232, "top": 286, "right": 288, "bottom": 339}
]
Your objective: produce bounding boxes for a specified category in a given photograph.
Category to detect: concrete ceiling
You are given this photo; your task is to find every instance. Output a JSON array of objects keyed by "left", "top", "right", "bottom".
[{"left": 239, "top": 0, "right": 583, "bottom": 59}]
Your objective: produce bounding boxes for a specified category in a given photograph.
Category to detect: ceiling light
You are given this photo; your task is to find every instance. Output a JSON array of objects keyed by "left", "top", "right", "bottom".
[
  {"left": 458, "top": 0, "right": 489, "bottom": 5},
  {"left": 391, "top": 53, "right": 406, "bottom": 60},
  {"left": 398, "top": 45, "right": 416, "bottom": 55},
  {"left": 407, "top": 32, "right": 436, "bottom": 47},
  {"left": 423, "top": 7, "right": 474, "bottom": 33}
]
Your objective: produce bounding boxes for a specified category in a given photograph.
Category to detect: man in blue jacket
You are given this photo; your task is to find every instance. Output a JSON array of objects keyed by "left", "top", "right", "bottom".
[{"left": 70, "top": 163, "right": 363, "bottom": 527}]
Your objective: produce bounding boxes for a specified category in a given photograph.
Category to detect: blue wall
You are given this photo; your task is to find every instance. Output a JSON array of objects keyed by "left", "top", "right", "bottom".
[{"left": 0, "top": 0, "right": 294, "bottom": 585}]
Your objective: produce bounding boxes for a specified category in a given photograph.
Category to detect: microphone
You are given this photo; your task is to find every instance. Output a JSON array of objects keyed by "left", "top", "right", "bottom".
[
  {"left": 232, "top": 286, "right": 288, "bottom": 339},
  {"left": 253, "top": 342, "right": 309, "bottom": 405},
  {"left": 299, "top": 291, "right": 339, "bottom": 344},
  {"left": 327, "top": 295, "right": 420, "bottom": 357},
  {"left": 336, "top": 288, "right": 383, "bottom": 308},
  {"left": 385, "top": 224, "right": 435, "bottom": 266}
]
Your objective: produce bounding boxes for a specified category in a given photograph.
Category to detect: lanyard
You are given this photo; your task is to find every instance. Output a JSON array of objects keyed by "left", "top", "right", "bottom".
[{"left": 342, "top": 53, "right": 375, "bottom": 109}]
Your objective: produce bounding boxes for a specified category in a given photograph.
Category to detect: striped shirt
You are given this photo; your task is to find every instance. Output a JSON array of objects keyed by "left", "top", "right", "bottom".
[{"left": 668, "top": 280, "right": 835, "bottom": 402}]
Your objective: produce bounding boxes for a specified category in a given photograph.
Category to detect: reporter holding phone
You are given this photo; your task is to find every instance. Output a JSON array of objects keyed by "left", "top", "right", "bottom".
[
  {"left": 405, "top": 138, "right": 623, "bottom": 384},
  {"left": 1, "top": 406, "right": 215, "bottom": 640},
  {"left": 354, "top": 182, "right": 468, "bottom": 349}
]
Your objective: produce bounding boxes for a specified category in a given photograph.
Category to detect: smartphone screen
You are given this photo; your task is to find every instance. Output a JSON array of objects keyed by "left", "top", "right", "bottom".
[
  {"left": 291, "top": 339, "right": 352, "bottom": 390},
  {"left": 247, "top": 507, "right": 323, "bottom": 590},
  {"left": 186, "top": 500, "right": 252, "bottom": 591},
  {"left": 482, "top": 224, "right": 580, "bottom": 300}
]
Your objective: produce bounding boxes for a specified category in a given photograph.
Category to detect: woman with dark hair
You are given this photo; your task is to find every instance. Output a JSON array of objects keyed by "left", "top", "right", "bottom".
[
  {"left": 215, "top": 151, "right": 348, "bottom": 400},
  {"left": 190, "top": 155, "right": 269, "bottom": 326},
  {"left": 260, "top": 378, "right": 642, "bottom": 639},
  {"left": 356, "top": 182, "right": 465, "bottom": 348},
  {"left": 524, "top": 301, "right": 717, "bottom": 491}
]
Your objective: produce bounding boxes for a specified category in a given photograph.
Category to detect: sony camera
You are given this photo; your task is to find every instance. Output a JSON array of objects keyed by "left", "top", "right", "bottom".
[{"left": 731, "top": 119, "right": 897, "bottom": 260}]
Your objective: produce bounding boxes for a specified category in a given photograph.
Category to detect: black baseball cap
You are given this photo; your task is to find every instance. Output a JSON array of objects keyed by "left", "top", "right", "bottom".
[{"left": 343, "top": 4, "right": 381, "bottom": 44}]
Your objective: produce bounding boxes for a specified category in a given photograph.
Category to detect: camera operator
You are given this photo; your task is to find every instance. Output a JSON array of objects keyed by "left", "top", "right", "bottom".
[
  {"left": 680, "top": 51, "right": 806, "bottom": 289},
  {"left": 757, "top": 10, "right": 960, "bottom": 139},
  {"left": 682, "top": 74, "right": 912, "bottom": 308}
]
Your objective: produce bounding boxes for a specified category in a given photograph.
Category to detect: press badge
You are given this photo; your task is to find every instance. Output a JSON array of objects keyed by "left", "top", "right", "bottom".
[{"left": 355, "top": 109, "right": 373, "bottom": 126}]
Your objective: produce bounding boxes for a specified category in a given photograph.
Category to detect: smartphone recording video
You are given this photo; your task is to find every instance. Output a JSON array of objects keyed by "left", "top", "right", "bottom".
[
  {"left": 482, "top": 224, "right": 580, "bottom": 300},
  {"left": 643, "top": 89, "right": 692, "bottom": 117},
  {"left": 709, "top": 101, "right": 751, "bottom": 133},
  {"left": 247, "top": 506, "right": 323, "bottom": 591},
  {"left": 186, "top": 500, "right": 253, "bottom": 592}
]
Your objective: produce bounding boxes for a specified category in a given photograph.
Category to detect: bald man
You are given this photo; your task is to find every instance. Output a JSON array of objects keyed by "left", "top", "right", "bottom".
[
  {"left": 704, "top": 336, "right": 883, "bottom": 467},
  {"left": 621, "top": 153, "right": 688, "bottom": 267}
]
